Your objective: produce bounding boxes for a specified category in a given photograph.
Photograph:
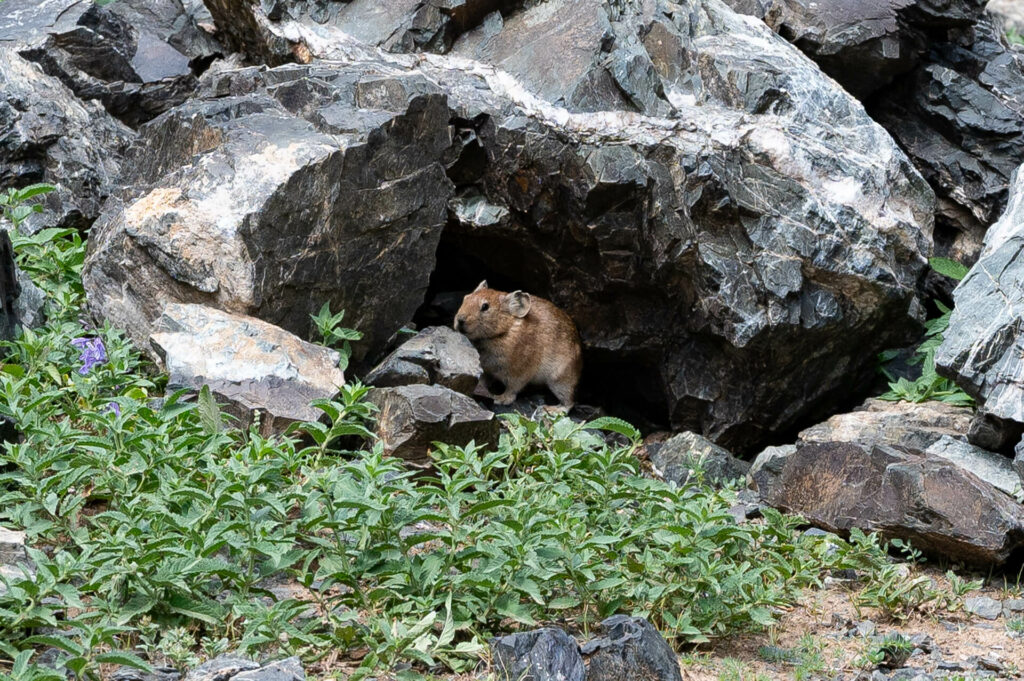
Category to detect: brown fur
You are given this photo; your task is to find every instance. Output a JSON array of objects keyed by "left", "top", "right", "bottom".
[{"left": 454, "top": 281, "right": 582, "bottom": 408}]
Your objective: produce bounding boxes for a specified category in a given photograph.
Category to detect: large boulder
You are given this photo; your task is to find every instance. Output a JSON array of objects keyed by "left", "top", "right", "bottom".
[
  {"left": 86, "top": 0, "right": 934, "bottom": 452},
  {"left": 149, "top": 303, "right": 345, "bottom": 435},
  {"left": 0, "top": 49, "right": 132, "bottom": 231},
  {"left": 0, "top": 0, "right": 219, "bottom": 127},
  {"left": 580, "top": 616, "right": 682, "bottom": 681},
  {"left": 490, "top": 628, "right": 585, "bottom": 681},
  {"left": 797, "top": 398, "right": 973, "bottom": 451},
  {"left": 750, "top": 440, "right": 1024, "bottom": 565},
  {"left": 937, "top": 165, "right": 1024, "bottom": 423}
]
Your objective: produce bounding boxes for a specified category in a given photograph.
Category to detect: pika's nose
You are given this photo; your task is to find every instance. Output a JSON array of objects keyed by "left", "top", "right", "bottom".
[{"left": 455, "top": 316, "right": 466, "bottom": 332}]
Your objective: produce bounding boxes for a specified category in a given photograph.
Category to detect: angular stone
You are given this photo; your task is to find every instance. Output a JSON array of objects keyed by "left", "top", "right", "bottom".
[
  {"left": 925, "top": 435, "right": 1023, "bottom": 500},
  {"left": 149, "top": 303, "right": 345, "bottom": 436},
  {"left": 0, "top": 48, "right": 133, "bottom": 232},
  {"left": 368, "top": 384, "right": 499, "bottom": 465},
  {"left": 490, "top": 628, "right": 585, "bottom": 681},
  {"left": 0, "top": 526, "right": 31, "bottom": 595},
  {"left": 964, "top": 596, "right": 1003, "bottom": 620},
  {"left": 580, "top": 615, "right": 682, "bottom": 681},
  {"left": 183, "top": 655, "right": 260, "bottom": 681},
  {"left": 967, "top": 409, "right": 1024, "bottom": 455},
  {"left": 798, "top": 398, "right": 973, "bottom": 452},
  {"left": 937, "top": 165, "right": 1024, "bottom": 423},
  {"left": 647, "top": 431, "right": 749, "bottom": 487},
  {"left": 365, "top": 326, "right": 482, "bottom": 395},
  {"left": 233, "top": 657, "right": 304, "bottom": 681},
  {"left": 750, "top": 441, "right": 1024, "bottom": 565}
]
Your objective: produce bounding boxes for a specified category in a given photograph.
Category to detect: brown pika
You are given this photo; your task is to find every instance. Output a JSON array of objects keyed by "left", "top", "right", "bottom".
[{"left": 454, "top": 280, "right": 582, "bottom": 408}]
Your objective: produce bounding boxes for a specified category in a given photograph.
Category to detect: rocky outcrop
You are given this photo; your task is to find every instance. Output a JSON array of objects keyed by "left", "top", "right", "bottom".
[
  {"left": 83, "top": 0, "right": 934, "bottom": 452},
  {"left": 367, "top": 384, "right": 499, "bottom": 465},
  {"left": 491, "top": 628, "right": 585, "bottom": 681},
  {"left": 0, "top": 0, "right": 219, "bottom": 127},
  {"left": 937, "top": 165, "right": 1024, "bottom": 423},
  {"left": 646, "top": 431, "right": 750, "bottom": 487},
  {"left": 581, "top": 616, "right": 682, "bottom": 681},
  {"left": 797, "top": 398, "right": 973, "bottom": 451},
  {"left": 365, "top": 325, "right": 482, "bottom": 395},
  {"left": 0, "top": 49, "right": 133, "bottom": 232},
  {"left": 149, "top": 303, "right": 345, "bottom": 435},
  {"left": 750, "top": 440, "right": 1024, "bottom": 565}
]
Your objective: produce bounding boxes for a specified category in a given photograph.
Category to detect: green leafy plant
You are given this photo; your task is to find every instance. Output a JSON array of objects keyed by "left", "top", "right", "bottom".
[
  {"left": 0, "top": 184, "right": 54, "bottom": 229},
  {"left": 1008, "top": 26, "right": 1024, "bottom": 46},
  {"left": 879, "top": 257, "right": 973, "bottom": 405},
  {"left": 311, "top": 302, "right": 363, "bottom": 371},
  {"left": 857, "top": 632, "right": 915, "bottom": 669}
]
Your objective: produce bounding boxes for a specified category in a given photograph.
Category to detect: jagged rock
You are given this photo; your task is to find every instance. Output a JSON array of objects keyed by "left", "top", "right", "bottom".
[
  {"left": 925, "top": 435, "right": 1023, "bottom": 499},
  {"left": 937, "top": 165, "right": 1024, "bottom": 423},
  {"left": 871, "top": 17, "right": 1024, "bottom": 257},
  {"left": 724, "top": 0, "right": 986, "bottom": 99},
  {"left": 0, "top": 49, "right": 132, "bottom": 232},
  {"left": 183, "top": 655, "right": 260, "bottom": 681},
  {"left": 110, "top": 666, "right": 181, "bottom": 681},
  {"left": 750, "top": 441, "right": 1024, "bottom": 565},
  {"left": 647, "top": 431, "right": 749, "bottom": 487},
  {"left": 365, "top": 326, "right": 482, "bottom": 395},
  {"left": 798, "top": 398, "right": 973, "bottom": 452},
  {"left": 0, "top": 0, "right": 213, "bottom": 127},
  {"left": 86, "top": 0, "right": 934, "bottom": 453},
  {"left": 233, "top": 657, "right": 304, "bottom": 681},
  {"left": 966, "top": 409, "right": 1024, "bottom": 454},
  {"left": 490, "top": 628, "right": 585, "bottom": 681},
  {"left": 580, "top": 615, "right": 682, "bottom": 681},
  {"left": 149, "top": 303, "right": 345, "bottom": 436},
  {"left": 368, "top": 384, "right": 499, "bottom": 465},
  {"left": 964, "top": 596, "right": 1003, "bottom": 620}
]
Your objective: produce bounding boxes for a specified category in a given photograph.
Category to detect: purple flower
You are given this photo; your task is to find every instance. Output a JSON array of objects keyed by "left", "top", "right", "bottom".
[
  {"left": 71, "top": 337, "right": 108, "bottom": 375},
  {"left": 107, "top": 401, "right": 120, "bottom": 416}
]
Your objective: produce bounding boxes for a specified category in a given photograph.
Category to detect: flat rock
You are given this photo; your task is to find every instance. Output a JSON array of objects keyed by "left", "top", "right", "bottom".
[
  {"left": 232, "top": 657, "right": 304, "bottom": 681},
  {"left": 580, "top": 615, "right": 682, "bottom": 681},
  {"left": 925, "top": 435, "right": 1023, "bottom": 499},
  {"left": 490, "top": 627, "right": 585, "bottom": 681},
  {"left": 964, "top": 596, "right": 1004, "bottom": 620},
  {"left": 937, "top": 165, "right": 1024, "bottom": 423},
  {"left": 750, "top": 441, "right": 1024, "bottom": 566},
  {"left": 364, "top": 326, "right": 482, "bottom": 395},
  {"left": 149, "top": 303, "right": 345, "bottom": 436},
  {"left": 647, "top": 431, "right": 749, "bottom": 487},
  {"left": 368, "top": 384, "right": 499, "bottom": 465},
  {"left": 183, "top": 655, "right": 260, "bottom": 681},
  {"left": 798, "top": 398, "right": 973, "bottom": 452}
]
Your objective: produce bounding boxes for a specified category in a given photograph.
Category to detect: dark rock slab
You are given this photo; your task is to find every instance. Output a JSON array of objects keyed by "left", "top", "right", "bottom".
[
  {"left": 368, "top": 384, "right": 499, "bottom": 465},
  {"left": 750, "top": 440, "right": 1024, "bottom": 565},
  {"left": 149, "top": 303, "right": 345, "bottom": 436},
  {"left": 232, "top": 657, "right": 304, "bottom": 681},
  {"left": 365, "top": 326, "right": 482, "bottom": 395},
  {"left": 580, "top": 615, "right": 682, "bottom": 681},
  {"left": 490, "top": 627, "right": 585, "bottom": 681},
  {"left": 647, "top": 431, "right": 750, "bottom": 487},
  {"left": 183, "top": 655, "right": 260, "bottom": 681},
  {"left": 937, "top": 165, "right": 1024, "bottom": 423},
  {"left": 0, "top": 48, "right": 133, "bottom": 232}
]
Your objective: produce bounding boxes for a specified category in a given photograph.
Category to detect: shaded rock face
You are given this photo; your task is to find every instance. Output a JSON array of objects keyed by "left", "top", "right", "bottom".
[
  {"left": 365, "top": 325, "right": 482, "bottom": 395},
  {"left": 647, "top": 431, "right": 750, "bottom": 487},
  {"left": 0, "top": 230, "right": 18, "bottom": 342},
  {"left": 149, "top": 303, "right": 345, "bottom": 436},
  {"left": 750, "top": 441, "right": 1024, "bottom": 566},
  {"left": 870, "top": 17, "right": 1024, "bottom": 260},
  {"left": 0, "top": 49, "right": 133, "bottom": 232},
  {"left": 0, "top": 0, "right": 220, "bottom": 128},
  {"left": 723, "top": 0, "right": 986, "bottom": 99},
  {"left": 490, "top": 628, "right": 585, "bottom": 681},
  {"left": 83, "top": 65, "right": 454, "bottom": 365},
  {"left": 580, "top": 615, "right": 682, "bottom": 681},
  {"left": 84, "top": 0, "right": 934, "bottom": 452},
  {"left": 367, "top": 384, "right": 499, "bottom": 465},
  {"left": 797, "top": 398, "right": 973, "bottom": 452},
  {"left": 937, "top": 166, "right": 1024, "bottom": 424}
]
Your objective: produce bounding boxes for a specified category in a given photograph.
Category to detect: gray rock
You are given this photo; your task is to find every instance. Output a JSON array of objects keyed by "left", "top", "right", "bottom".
[
  {"left": 647, "top": 431, "right": 750, "bottom": 487},
  {"left": 490, "top": 627, "right": 585, "bottom": 681},
  {"left": 964, "top": 596, "right": 1004, "bottom": 620},
  {"left": 183, "top": 655, "right": 260, "bottom": 681},
  {"left": 1016, "top": 438, "right": 1024, "bottom": 485},
  {"left": 149, "top": 303, "right": 345, "bottom": 436},
  {"left": 937, "top": 165, "right": 1024, "bottom": 423},
  {"left": 86, "top": 0, "right": 935, "bottom": 454},
  {"left": 0, "top": 48, "right": 133, "bottom": 232},
  {"left": 1004, "top": 598, "right": 1024, "bottom": 616},
  {"left": 925, "top": 436, "right": 1023, "bottom": 499},
  {"left": 368, "top": 384, "right": 499, "bottom": 465},
  {"left": 110, "top": 666, "right": 181, "bottom": 681},
  {"left": 13, "top": 266, "right": 44, "bottom": 330},
  {"left": 750, "top": 441, "right": 1024, "bottom": 565},
  {"left": 580, "top": 615, "right": 681, "bottom": 681},
  {"left": 798, "top": 398, "right": 973, "bottom": 452},
  {"left": 966, "top": 409, "right": 1024, "bottom": 454},
  {"left": 0, "top": 526, "right": 34, "bottom": 596},
  {"left": 232, "top": 657, "right": 304, "bottom": 681},
  {"left": 365, "top": 326, "right": 482, "bottom": 395}
]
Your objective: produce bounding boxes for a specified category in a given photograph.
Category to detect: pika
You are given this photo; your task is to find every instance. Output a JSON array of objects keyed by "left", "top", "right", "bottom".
[{"left": 454, "top": 281, "right": 582, "bottom": 408}]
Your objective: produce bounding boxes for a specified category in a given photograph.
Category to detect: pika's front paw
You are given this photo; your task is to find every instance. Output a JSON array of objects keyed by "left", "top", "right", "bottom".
[{"left": 493, "top": 392, "right": 517, "bottom": 406}]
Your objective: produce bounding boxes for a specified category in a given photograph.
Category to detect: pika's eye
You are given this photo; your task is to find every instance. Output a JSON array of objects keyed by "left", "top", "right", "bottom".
[{"left": 480, "top": 302, "right": 490, "bottom": 312}]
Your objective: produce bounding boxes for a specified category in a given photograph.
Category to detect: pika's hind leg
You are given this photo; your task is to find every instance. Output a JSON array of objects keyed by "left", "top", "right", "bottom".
[
  {"left": 547, "top": 377, "right": 576, "bottom": 410},
  {"left": 493, "top": 376, "right": 529, "bottom": 406}
]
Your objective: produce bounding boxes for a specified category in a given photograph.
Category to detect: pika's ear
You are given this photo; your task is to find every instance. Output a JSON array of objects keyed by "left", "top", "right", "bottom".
[
  {"left": 504, "top": 290, "right": 532, "bottom": 318},
  {"left": 474, "top": 280, "right": 489, "bottom": 292}
]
